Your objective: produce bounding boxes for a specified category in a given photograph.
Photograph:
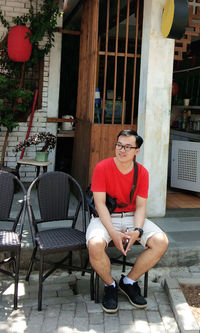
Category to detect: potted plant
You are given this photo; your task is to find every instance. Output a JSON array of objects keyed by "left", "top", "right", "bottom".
[{"left": 14, "top": 132, "right": 56, "bottom": 162}]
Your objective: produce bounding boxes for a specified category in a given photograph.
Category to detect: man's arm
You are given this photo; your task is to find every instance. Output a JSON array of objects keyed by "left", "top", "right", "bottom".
[
  {"left": 93, "top": 192, "right": 129, "bottom": 255},
  {"left": 125, "top": 195, "right": 147, "bottom": 254},
  {"left": 134, "top": 195, "right": 147, "bottom": 229}
]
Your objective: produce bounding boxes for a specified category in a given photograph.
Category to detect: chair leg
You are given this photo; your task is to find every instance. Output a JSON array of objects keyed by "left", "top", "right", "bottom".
[
  {"left": 122, "top": 255, "right": 126, "bottom": 272},
  {"left": 14, "top": 251, "right": 20, "bottom": 310},
  {"left": 144, "top": 271, "right": 148, "bottom": 298},
  {"left": 68, "top": 251, "right": 72, "bottom": 274},
  {"left": 90, "top": 269, "right": 95, "bottom": 301},
  {"left": 25, "top": 247, "right": 37, "bottom": 281},
  {"left": 82, "top": 254, "right": 89, "bottom": 277},
  {"left": 38, "top": 255, "right": 44, "bottom": 311},
  {"left": 95, "top": 272, "right": 100, "bottom": 303}
]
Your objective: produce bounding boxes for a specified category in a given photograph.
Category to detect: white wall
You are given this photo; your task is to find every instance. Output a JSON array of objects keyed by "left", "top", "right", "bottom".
[{"left": 137, "top": 0, "right": 175, "bottom": 217}]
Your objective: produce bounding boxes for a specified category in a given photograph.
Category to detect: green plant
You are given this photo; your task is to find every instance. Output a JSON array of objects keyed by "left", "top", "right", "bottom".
[
  {"left": 0, "top": 74, "right": 33, "bottom": 131},
  {"left": 0, "top": 74, "right": 33, "bottom": 166}
]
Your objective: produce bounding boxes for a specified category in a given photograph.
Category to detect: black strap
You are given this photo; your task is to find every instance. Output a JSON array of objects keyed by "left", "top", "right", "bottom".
[
  {"left": 117, "top": 160, "right": 138, "bottom": 208},
  {"left": 130, "top": 160, "right": 138, "bottom": 202}
]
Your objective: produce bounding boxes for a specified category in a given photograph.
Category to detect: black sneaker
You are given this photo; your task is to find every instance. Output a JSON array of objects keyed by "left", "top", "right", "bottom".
[
  {"left": 102, "top": 281, "right": 118, "bottom": 313},
  {"left": 119, "top": 275, "right": 147, "bottom": 308}
]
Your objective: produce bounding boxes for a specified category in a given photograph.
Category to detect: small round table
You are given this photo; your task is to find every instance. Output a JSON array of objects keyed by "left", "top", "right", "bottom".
[{"left": 16, "top": 159, "right": 51, "bottom": 179}]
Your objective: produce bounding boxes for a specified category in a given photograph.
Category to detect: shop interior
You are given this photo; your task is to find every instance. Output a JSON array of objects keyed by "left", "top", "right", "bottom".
[
  {"left": 56, "top": 0, "right": 200, "bottom": 209},
  {"left": 55, "top": 0, "right": 142, "bottom": 173},
  {"left": 167, "top": 38, "right": 200, "bottom": 209}
]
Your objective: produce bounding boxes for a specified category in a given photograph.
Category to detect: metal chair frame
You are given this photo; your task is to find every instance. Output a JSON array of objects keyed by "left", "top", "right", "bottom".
[
  {"left": 0, "top": 172, "right": 26, "bottom": 309},
  {"left": 25, "top": 171, "right": 94, "bottom": 311}
]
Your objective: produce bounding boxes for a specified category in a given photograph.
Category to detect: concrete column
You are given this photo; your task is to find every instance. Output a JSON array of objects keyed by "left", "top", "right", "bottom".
[
  {"left": 137, "top": 0, "right": 175, "bottom": 217},
  {"left": 47, "top": 27, "right": 62, "bottom": 171},
  {"left": 47, "top": 31, "right": 62, "bottom": 119}
]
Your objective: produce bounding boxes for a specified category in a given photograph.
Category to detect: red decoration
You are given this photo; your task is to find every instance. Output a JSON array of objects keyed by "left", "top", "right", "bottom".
[
  {"left": 7, "top": 25, "right": 32, "bottom": 62},
  {"left": 172, "top": 82, "right": 179, "bottom": 96}
]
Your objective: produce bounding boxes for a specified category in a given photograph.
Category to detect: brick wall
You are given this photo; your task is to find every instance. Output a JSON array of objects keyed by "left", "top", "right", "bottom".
[{"left": 0, "top": 0, "right": 61, "bottom": 182}]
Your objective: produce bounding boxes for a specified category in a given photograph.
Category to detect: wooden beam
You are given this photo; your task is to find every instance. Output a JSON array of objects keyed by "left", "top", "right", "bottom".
[
  {"left": 99, "top": 51, "right": 141, "bottom": 58},
  {"left": 47, "top": 117, "right": 76, "bottom": 123},
  {"left": 57, "top": 28, "right": 80, "bottom": 35}
]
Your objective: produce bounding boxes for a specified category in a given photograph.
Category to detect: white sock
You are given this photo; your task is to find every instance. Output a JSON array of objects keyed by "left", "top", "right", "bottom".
[
  {"left": 123, "top": 276, "right": 136, "bottom": 285},
  {"left": 105, "top": 281, "right": 116, "bottom": 288}
]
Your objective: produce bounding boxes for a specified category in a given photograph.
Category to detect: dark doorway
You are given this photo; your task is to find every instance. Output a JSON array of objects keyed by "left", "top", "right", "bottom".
[
  {"left": 58, "top": 34, "right": 80, "bottom": 118},
  {"left": 55, "top": 33, "right": 80, "bottom": 173}
]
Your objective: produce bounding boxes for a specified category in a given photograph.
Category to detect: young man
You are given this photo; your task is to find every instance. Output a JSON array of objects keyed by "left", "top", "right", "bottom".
[{"left": 86, "top": 129, "right": 168, "bottom": 313}]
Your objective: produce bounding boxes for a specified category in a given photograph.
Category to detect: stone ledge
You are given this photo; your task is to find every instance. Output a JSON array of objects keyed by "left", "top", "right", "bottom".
[
  {"left": 164, "top": 277, "right": 200, "bottom": 333},
  {"left": 16, "top": 244, "right": 200, "bottom": 270}
]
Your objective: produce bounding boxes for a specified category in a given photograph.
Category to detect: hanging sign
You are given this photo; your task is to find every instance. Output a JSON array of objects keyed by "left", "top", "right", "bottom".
[{"left": 162, "top": 0, "right": 189, "bottom": 39}]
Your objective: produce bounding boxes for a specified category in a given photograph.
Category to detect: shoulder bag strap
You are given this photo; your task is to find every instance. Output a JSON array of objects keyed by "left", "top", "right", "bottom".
[{"left": 129, "top": 160, "right": 138, "bottom": 202}]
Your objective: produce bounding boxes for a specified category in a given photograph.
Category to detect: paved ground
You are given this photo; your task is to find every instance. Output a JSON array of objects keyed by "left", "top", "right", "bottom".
[
  {"left": 0, "top": 264, "right": 200, "bottom": 333},
  {"left": 1, "top": 187, "right": 200, "bottom": 332}
]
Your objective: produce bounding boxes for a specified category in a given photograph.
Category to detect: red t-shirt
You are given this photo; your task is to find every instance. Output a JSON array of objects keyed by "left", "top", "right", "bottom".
[{"left": 91, "top": 157, "right": 149, "bottom": 212}]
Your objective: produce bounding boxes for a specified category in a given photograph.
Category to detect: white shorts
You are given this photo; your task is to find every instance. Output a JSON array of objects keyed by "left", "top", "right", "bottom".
[{"left": 86, "top": 213, "right": 163, "bottom": 248}]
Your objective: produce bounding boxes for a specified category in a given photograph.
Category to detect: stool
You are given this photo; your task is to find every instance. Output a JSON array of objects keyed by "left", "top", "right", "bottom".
[{"left": 16, "top": 159, "right": 51, "bottom": 179}]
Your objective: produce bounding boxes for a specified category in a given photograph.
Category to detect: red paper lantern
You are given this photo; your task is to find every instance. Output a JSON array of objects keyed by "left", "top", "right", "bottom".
[{"left": 7, "top": 25, "right": 32, "bottom": 62}]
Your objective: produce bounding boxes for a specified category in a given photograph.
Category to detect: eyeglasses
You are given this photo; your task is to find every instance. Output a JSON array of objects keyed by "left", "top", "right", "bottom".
[{"left": 115, "top": 143, "right": 137, "bottom": 152}]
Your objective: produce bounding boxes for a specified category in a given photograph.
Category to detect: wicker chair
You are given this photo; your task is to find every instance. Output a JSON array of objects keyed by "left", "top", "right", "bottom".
[
  {"left": 85, "top": 205, "right": 148, "bottom": 303},
  {"left": 0, "top": 172, "right": 26, "bottom": 309},
  {"left": 25, "top": 171, "right": 94, "bottom": 311},
  {"left": 92, "top": 240, "right": 148, "bottom": 303}
]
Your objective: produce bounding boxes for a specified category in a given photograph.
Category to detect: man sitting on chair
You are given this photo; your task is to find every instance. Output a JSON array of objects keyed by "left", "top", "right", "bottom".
[{"left": 86, "top": 129, "right": 168, "bottom": 313}]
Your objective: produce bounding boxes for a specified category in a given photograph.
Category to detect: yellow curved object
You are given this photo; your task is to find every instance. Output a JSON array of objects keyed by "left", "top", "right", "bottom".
[{"left": 162, "top": 0, "right": 175, "bottom": 37}]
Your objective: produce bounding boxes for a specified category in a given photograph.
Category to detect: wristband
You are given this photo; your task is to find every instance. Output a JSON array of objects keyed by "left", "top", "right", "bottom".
[{"left": 134, "top": 227, "right": 143, "bottom": 238}]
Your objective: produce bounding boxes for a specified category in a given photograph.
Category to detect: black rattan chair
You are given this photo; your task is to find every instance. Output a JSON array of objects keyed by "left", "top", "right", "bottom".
[
  {"left": 92, "top": 241, "right": 148, "bottom": 303},
  {"left": 0, "top": 171, "right": 26, "bottom": 309},
  {"left": 25, "top": 171, "right": 94, "bottom": 311},
  {"left": 85, "top": 206, "right": 148, "bottom": 303}
]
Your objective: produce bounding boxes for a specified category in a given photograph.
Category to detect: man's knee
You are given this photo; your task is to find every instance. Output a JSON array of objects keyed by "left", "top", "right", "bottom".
[
  {"left": 88, "top": 237, "right": 107, "bottom": 259},
  {"left": 147, "top": 232, "right": 169, "bottom": 255}
]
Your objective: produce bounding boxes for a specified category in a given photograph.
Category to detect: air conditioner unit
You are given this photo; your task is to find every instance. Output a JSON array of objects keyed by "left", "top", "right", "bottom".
[{"left": 171, "top": 140, "right": 200, "bottom": 192}]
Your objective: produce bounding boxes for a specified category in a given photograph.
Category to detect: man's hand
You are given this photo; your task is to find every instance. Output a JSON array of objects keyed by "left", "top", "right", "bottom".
[
  {"left": 110, "top": 230, "right": 130, "bottom": 256},
  {"left": 124, "top": 230, "right": 140, "bottom": 255}
]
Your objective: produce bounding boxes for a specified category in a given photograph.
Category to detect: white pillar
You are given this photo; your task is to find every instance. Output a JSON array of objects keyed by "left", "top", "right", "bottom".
[
  {"left": 137, "top": 0, "right": 175, "bottom": 217},
  {"left": 47, "top": 29, "right": 62, "bottom": 171},
  {"left": 47, "top": 31, "right": 62, "bottom": 119}
]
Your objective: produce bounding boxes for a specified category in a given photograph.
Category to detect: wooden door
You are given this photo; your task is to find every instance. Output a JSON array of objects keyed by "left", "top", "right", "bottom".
[{"left": 72, "top": 0, "right": 143, "bottom": 190}]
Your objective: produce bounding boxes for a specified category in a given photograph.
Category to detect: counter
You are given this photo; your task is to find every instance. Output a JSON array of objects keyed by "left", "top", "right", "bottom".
[{"left": 170, "top": 129, "right": 200, "bottom": 142}]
